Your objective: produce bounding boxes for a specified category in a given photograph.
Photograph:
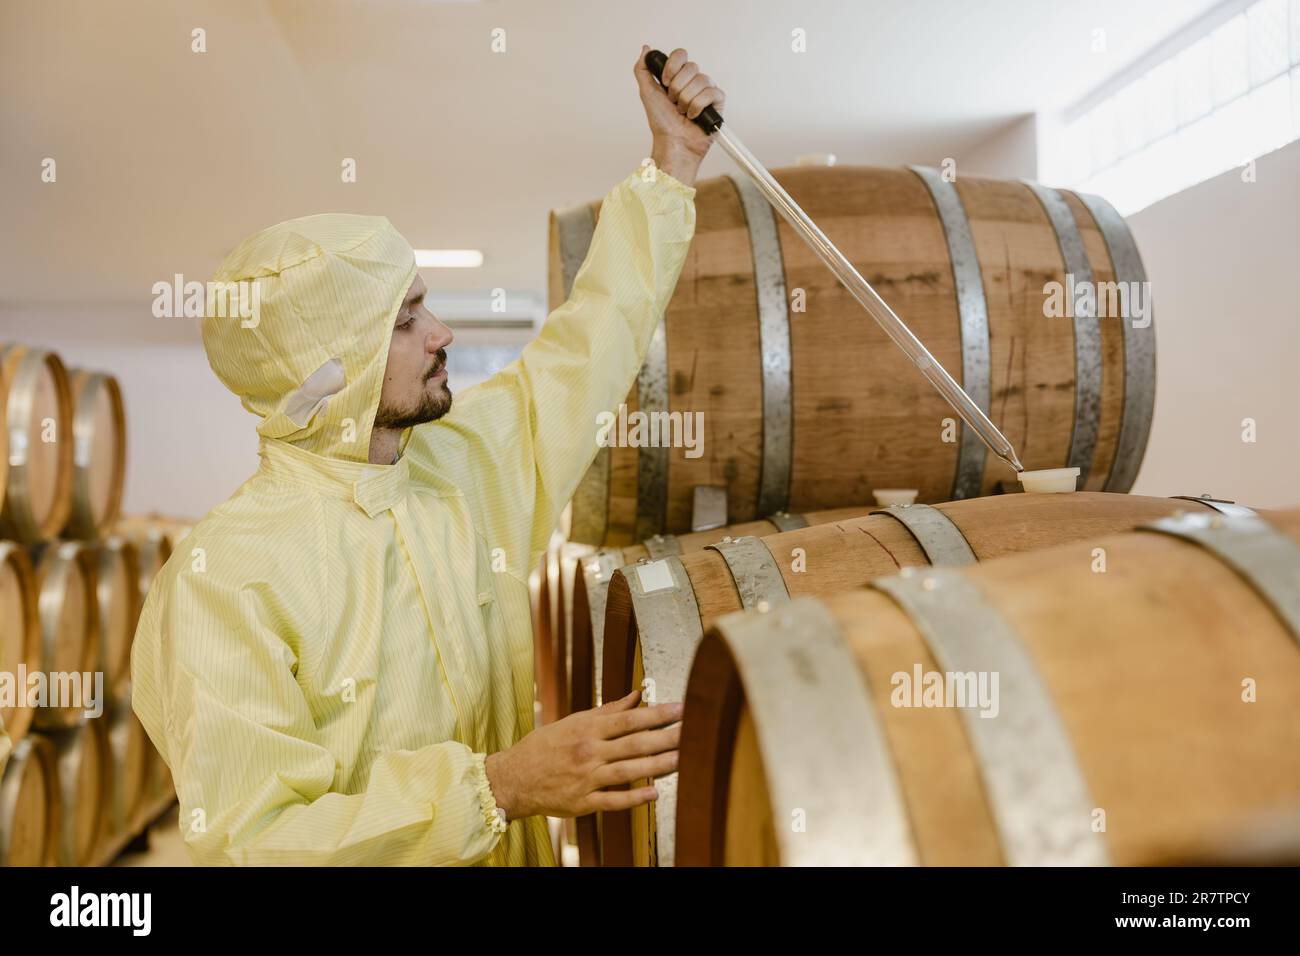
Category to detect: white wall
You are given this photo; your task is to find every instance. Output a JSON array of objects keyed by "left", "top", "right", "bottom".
[
  {"left": 1126, "top": 136, "right": 1300, "bottom": 509},
  {"left": 955, "top": 114, "right": 1039, "bottom": 179}
]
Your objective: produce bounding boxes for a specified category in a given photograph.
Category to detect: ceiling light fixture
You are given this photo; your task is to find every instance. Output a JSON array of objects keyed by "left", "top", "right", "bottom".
[{"left": 415, "top": 249, "right": 484, "bottom": 268}]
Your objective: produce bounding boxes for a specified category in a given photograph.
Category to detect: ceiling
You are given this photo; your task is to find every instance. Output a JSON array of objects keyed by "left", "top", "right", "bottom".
[{"left": 0, "top": 0, "right": 1221, "bottom": 327}]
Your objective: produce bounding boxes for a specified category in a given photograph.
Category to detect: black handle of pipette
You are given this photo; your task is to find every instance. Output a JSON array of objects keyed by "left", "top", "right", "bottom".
[{"left": 645, "top": 49, "right": 724, "bottom": 135}]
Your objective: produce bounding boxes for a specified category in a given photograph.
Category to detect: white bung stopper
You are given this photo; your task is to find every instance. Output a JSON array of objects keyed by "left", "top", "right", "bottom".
[
  {"left": 873, "top": 488, "right": 919, "bottom": 506},
  {"left": 1017, "top": 467, "right": 1081, "bottom": 494}
]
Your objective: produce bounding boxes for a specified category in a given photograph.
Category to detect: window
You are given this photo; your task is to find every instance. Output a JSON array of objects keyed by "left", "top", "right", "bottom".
[{"left": 1049, "top": 0, "right": 1300, "bottom": 214}]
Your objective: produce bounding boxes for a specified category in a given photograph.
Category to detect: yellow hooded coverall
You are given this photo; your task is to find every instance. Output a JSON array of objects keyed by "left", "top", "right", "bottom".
[{"left": 130, "top": 165, "right": 697, "bottom": 865}]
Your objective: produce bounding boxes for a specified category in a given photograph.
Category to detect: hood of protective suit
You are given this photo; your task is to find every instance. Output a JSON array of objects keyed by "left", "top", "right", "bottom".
[{"left": 202, "top": 213, "right": 418, "bottom": 463}]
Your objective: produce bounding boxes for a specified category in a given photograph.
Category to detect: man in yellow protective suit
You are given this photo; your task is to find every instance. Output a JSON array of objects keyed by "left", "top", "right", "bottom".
[{"left": 130, "top": 48, "right": 725, "bottom": 865}]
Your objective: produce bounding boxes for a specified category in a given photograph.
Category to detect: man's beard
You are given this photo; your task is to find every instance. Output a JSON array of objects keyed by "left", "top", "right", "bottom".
[{"left": 373, "top": 376, "right": 452, "bottom": 430}]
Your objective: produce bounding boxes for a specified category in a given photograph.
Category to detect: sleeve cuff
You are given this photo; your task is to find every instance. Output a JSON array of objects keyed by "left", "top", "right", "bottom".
[
  {"left": 625, "top": 162, "right": 697, "bottom": 201},
  {"left": 472, "top": 752, "right": 510, "bottom": 835}
]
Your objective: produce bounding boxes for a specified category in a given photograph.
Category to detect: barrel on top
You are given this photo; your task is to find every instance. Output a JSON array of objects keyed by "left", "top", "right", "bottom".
[
  {"left": 550, "top": 167, "right": 1154, "bottom": 545},
  {"left": 677, "top": 508, "right": 1300, "bottom": 865},
  {"left": 63, "top": 368, "right": 127, "bottom": 540},
  {"left": 0, "top": 344, "right": 74, "bottom": 543}
]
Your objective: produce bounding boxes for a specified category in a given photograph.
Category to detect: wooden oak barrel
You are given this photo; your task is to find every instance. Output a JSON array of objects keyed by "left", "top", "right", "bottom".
[
  {"left": 573, "top": 506, "right": 872, "bottom": 716},
  {"left": 132, "top": 531, "right": 173, "bottom": 605},
  {"left": 551, "top": 167, "right": 1155, "bottom": 545},
  {"left": 530, "top": 531, "right": 575, "bottom": 728},
  {"left": 1169, "top": 805, "right": 1300, "bottom": 864},
  {"left": 114, "top": 522, "right": 174, "bottom": 606},
  {"left": 46, "top": 721, "right": 109, "bottom": 866},
  {"left": 0, "top": 734, "right": 58, "bottom": 866},
  {"left": 30, "top": 541, "right": 101, "bottom": 731},
  {"left": 62, "top": 368, "right": 127, "bottom": 540},
  {"left": 115, "top": 514, "right": 193, "bottom": 547},
  {"left": 90, "top": 537, "right": 140, "bottom": 703},
  {"left": 568, "top": 504, "right": 871, "bottom": 866},
  {"left": 549, "top": 541, "right": 597, "bottom": 725},
  {"left": 536, "top": 507, "right": 870, "bottom": 737},
  {"left": 677, "top": 508, "right": 1300, "bottom": 866},
  {"left": 104, "top": 692, "right": 148, "bottom": 841},
  {"left": 599, "top": 491, "right": 1263, "bottom": 866},
  {"left": 0, "top": 542, "right": 40, "bottom": 746},
  {"left": 0, "top": 345, "right": 74, "bottom": 543}
]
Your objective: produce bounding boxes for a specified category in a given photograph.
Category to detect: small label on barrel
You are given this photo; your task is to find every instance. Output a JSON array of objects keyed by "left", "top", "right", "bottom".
[{"left": 635, "top": 559, "right": 676, "bottom": 594}]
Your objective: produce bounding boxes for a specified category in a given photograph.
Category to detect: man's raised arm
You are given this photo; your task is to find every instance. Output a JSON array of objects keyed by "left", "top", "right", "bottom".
[{"left": 404, "top": 46, "right": 722, "bottom": 579}]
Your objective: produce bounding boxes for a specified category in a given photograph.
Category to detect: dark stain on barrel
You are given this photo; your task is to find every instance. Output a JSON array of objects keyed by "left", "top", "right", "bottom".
[
  {"left": 816, "top": 398, "right": 852, "bottom": 413},
  {"left": 866, "top": 270, "right": 943, "bottom": 290},
  {"left": 723, "top": 458, "right": 738, "bottom": 482},
  {"left": 672, "top": 350, "right": 701, "bottom": 398}
]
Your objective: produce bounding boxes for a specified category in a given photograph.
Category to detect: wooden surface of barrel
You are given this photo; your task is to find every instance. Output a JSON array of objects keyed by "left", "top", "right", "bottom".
[
  {"left": 0, "top": 734, "right": 58, "bottom": 866},
  {"left": 1165, "top": 805, "right": 1300, "bottom": 865},
  {"left": 116, "top": 524, "right": 173, "bottom": 606},
  {"left": 47, "top": 720, "right": 109, "bottom": 866},
  {"left": 30, "top": 541, "right": 101, "bottom": 730},
  {"left": 116, "top": 514, "right": 193, "bottom": 547},
  {"left": 553, "top": 541, "right": 594, "bottom": 717},
  {"left": 551, "top": 167, "right": 1155, "bottom": 545},
  {"left": 527, "top": 530, "right": 564, "bottom": 723},
  {"left": 565, "top": 505, "right": 872, "bottom": 867},
  {"left": 0, "top": 542, "right": 40, "bottom": 745},
  {"left": 63, "top": 368, "right": 127, "bottom": 540},
  {"left": 598, "top": 491, "right": 1263, "bottom": 866},
  {"left": 573, "top": 505, "right": 871, "bottom": 715},
  {"left": 105, "top": 693, "right": 148, "bottom": 842},
  {"left": 91, "top": 536, "right": 140, "bottom": 703},
  {"left": 677, "top": 508, "right": 1300, "bottom": 866},
  {"left": 0, "top": 344, "right": 74, "bottom": 543}
]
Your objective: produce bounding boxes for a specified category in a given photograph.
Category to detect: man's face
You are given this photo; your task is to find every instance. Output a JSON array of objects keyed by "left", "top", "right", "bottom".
[{"left": 374, "top": 273, "right": 455, "bottom": 430}]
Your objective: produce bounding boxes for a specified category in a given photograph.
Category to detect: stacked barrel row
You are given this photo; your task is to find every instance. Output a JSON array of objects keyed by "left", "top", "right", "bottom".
[
  {"left": 530, "top": 502, "right": 879, "bottom": 861},
  {"left": 675, "top": 503, "right": 1300, "bottom": 866},
  {"left": 0, "top": 340, "right": 187, "bottom": 865},
  {"left": 597, "top": 493, "right": 1300, "bottom": 867},
  {"left": 537, "top": 165, "right": 1300, "bottom": 866}
]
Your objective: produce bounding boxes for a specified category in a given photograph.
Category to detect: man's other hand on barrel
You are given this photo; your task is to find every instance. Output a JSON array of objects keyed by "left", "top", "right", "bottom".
[{"left": 484, "top": 688, "right": 681, "bottom": 820}]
